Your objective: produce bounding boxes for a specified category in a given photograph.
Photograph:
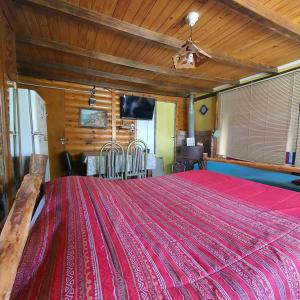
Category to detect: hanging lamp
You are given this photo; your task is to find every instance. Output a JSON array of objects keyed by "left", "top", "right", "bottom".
[{"left": 173, "top": 12, "right": 211, "bottom": 69}]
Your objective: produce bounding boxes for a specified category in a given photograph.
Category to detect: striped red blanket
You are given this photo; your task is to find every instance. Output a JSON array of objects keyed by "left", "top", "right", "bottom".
[{"left": 12, "top": 170, "right": 300, "bottom": 299}]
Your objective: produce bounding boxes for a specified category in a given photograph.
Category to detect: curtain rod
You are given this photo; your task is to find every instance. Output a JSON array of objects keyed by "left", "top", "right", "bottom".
[{"left": 17, "top": 81, "right": 112, "bottom": 95}]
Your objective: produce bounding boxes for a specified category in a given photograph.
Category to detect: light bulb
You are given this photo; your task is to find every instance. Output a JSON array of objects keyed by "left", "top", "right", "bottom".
[{"left": 186, "top": 12, "right": 200, "bottom": 27}]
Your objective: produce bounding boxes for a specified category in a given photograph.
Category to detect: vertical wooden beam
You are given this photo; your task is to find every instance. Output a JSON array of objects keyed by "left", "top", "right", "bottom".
[
  {"left": 0, "top": 9, "right": 15, "bottom": 209},
  {"left": 111, "top": 92, "right": 116, "bottom": 142},
  {"left": 29, "top": 154, "right": 48, "bottom": 178}
]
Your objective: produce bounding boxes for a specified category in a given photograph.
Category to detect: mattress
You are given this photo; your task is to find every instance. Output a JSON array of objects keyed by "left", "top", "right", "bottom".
[{"left": 12, "top": 171, "right": 300, "bottom": 299}]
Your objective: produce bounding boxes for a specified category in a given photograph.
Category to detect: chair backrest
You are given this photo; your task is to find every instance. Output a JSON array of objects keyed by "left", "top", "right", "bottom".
[
  {"left": 125, "top": 140, "right": 147, "bottom": 179},
  {"left": 61, "top": 151, "right": 73, "bottom": 176},
  {"left": 171, "top": 162, "right": 186, "bottom": 173},
  {"left": 99, "top": 142, "right": 124, "bottom": 180}
]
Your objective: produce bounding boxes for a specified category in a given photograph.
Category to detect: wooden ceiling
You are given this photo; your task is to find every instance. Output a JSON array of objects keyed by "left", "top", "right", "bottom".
[{"left": 10, "top": 0, "right": 300, "bottom": 97}]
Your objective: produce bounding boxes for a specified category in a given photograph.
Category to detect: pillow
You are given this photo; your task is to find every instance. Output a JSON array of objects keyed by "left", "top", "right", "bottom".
[{"left": 291, "top": 179, "right": 300, "bottom": 185}]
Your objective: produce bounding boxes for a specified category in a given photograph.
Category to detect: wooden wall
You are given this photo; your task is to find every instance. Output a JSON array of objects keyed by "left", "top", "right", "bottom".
[
  {"left": 0, "top": 2, "right": 17, "bottom": 209},
  {"left": 64, "top": 88, "right": 132, "bottom": 155},
  {"left": 18, "top": 76, "right": 187, "bottom": 179}
]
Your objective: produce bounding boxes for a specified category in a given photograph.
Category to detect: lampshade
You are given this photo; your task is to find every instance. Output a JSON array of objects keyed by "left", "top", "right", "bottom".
[{"left": 173, "top": 40, "right": 211, "bottom": 69}]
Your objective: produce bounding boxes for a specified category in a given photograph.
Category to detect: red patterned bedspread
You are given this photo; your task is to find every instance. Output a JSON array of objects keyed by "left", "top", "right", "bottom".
[{"left": 12, "top": 170, "right": 300, "bottom": 299}]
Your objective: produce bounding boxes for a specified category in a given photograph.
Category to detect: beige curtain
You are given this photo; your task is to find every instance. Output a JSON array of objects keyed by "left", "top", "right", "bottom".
[{"left": 218, "top": 71, "right": 300, "bottom": 165}]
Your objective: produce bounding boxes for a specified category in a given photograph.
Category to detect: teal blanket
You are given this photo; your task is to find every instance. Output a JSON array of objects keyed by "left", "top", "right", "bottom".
[{"left": 207, "top": 161, "right": 300, "bottom": 192}]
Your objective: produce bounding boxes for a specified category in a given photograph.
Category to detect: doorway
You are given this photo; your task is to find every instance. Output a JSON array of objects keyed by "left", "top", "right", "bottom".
[{"left": 155, "top": 101, "right": 176, "bottom": 174}]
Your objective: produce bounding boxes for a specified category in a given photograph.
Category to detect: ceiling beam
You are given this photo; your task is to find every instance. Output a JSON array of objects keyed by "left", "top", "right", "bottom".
[
  {"left": 18, "top": 59, "right": 211, "bottom": 93},
  {"left": 16, "top": 0, "right": 276, "bottom": 73},
  {"left": 218, "top": 0, "right": 300, "bottom": 44},
  {"left": 16, "top": 34, "right": 236, "bottom": 84},
  {"left": 18, "top": 68, "right": 188, "bottom": 98}
]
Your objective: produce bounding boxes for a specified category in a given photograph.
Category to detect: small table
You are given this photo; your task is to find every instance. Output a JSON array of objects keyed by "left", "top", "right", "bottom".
[{"left": 82, "top": 152, "right": 156, "bottom": 176}]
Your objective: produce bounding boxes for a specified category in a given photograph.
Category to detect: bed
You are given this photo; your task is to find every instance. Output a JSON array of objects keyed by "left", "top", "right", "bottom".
[{"left": 9, "top": 170, "right": 300, "bottom": 299}]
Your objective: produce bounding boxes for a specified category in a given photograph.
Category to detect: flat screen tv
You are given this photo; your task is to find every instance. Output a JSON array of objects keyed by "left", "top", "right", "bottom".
[{"left": 120, "top": 95, "right": 155, "bottom": 120}]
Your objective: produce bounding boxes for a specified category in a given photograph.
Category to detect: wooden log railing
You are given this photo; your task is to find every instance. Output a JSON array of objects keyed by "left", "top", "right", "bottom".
[
  {"left": 0, "top": 174, "right": 42, "bottom": 300},
  {"left": 205, "top": 157, "right": 300, "bottom": 174}
]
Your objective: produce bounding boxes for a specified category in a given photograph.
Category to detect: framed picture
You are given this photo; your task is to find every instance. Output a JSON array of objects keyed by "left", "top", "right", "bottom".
[
  {"left": 200, "top": 104, "right": 209, "bottom": 116},
  {"left": 79, "top": 108, "right": 107, "bottom": 128}
]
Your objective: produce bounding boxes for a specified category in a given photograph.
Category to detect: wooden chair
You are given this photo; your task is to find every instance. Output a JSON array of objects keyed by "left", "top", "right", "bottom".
[
  {"left": 99, "top": 142, "right": 124, "bottom": 180},
  {"left": 125, "top": 139, "right": 147, "bottom": 180},
  {"left": 61, "top": 151, "right": 74, "bottom": 176}
]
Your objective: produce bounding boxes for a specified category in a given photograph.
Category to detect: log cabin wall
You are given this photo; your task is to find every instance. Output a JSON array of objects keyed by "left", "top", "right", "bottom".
[
  {"left": 18, "top": 76, "right": 187, "bottom": 179},
  {"left": 0, "top": 2, "right": 17, "bottom": 210}
]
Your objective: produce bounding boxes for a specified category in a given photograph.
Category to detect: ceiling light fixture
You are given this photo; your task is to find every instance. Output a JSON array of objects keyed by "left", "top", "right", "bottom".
[
  {"left": 173, "top": 11, "right": 211, "bottom": 69},
  {"left": 185, "top": 11, "right": 200, "bottom": 27}
]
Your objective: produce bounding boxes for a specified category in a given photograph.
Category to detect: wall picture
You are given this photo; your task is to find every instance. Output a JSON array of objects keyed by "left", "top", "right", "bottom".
[{"left": 79, "top": 108, "right": 107, "bottom": 128}]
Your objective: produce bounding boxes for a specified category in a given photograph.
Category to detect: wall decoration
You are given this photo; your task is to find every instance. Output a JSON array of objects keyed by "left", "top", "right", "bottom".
[
  {"left": 79, "top": 108, "right": 107, "bottom": 128},
  {"left": 200, "top": 104, "right": 209, "bottom": 115}
]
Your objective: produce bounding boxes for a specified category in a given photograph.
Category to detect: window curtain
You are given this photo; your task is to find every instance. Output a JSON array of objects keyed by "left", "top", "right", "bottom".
[{"left": 217, "top": 71, "right": 300, "bottom": 165}]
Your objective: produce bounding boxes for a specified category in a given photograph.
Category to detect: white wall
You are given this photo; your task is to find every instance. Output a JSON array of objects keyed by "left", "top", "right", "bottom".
[
  {"left": 136, "top": 111, "right": 155, "bottom": 154},
  {"left": 18, "top": 89, "right": 33, "bottom": 174}
]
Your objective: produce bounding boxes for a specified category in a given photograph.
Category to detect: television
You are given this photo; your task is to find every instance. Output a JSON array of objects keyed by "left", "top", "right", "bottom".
[{"left": 120, "top": 95, "right": 155, "bottom": 120}]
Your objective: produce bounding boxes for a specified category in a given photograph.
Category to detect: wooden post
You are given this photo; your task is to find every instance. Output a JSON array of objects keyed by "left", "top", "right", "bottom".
[
  {"left": 29, "top": 154, "right": 48, "bottom": 178},
  {"left": 0, "top": 174, "right": 42, "bottom": 300}
]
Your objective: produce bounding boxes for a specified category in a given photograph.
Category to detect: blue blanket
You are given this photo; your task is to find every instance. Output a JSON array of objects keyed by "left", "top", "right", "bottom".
[{"left": 206, "top": 161, "right": 300, "bottom": 192}]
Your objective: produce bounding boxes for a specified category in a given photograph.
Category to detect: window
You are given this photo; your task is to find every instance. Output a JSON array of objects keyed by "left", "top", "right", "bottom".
[{"left": 218, "top": 71, "right": 300, "bottom": 165}]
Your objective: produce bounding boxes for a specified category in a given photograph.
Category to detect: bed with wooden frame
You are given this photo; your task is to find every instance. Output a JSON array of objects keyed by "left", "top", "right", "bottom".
[{"left": 0, "top": 158, "right": 300, "bottom": 299}]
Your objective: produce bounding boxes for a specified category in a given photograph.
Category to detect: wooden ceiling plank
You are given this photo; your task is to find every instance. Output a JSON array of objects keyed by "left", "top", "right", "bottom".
[
  {"left": 16, "top": 34, "right": 236, "bottom": 84},
  {"left": 16, "top": 0, "right": 276, "bottom": 72},
  {"left": 18, "top": 68, "right": 187, "bottom": 97},
  {"left": 218, "top": 0, "right": 300, "bottom": 43},
  {"left": 18, "top": 59, "right": 211, "bottom": 93}
]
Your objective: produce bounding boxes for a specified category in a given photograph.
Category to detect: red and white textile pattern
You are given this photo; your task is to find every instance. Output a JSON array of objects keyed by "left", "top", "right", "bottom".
[{"left": 12, "top": 170, "right": 300, "bottom": 299}]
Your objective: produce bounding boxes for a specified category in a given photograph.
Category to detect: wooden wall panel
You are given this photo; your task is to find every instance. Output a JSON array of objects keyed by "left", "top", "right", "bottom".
[
  {"left": 64, "top": 88, "right": 114, "bottom": 156},
  {"left": 0, "top": 4, "right": 17, "bottom": 210}
]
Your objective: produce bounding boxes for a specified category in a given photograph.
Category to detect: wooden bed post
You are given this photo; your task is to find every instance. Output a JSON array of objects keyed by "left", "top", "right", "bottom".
[
  {"left": 0, "top": 174, "right": 42, "bottom": 300},
  {"left": 29, "top": 154, "right": 48, "bottom": 178}
]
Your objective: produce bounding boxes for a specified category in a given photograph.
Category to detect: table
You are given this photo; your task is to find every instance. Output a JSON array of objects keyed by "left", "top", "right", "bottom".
[{"left": 82, "top": 152, "right": 156, "bottom": 176}]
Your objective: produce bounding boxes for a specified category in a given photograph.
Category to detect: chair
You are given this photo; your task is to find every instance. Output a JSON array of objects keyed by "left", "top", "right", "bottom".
[
  {"left": 61, "top": 151, "right": 74, "bottom": 176},
  {"left": 99, "top": 142, "right": 124, "bottom": 180},
  {"left": 171, "top": 162, "right": 186, "bottom": 173},
  {"left": 125, "top": 140, "right": 147, "bottom": 180}
]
